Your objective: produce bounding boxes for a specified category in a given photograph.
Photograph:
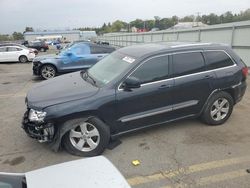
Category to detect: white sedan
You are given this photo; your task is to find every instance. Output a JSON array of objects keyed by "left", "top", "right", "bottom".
[
  {"left": 0, "top": 45, "right": 35, "bottom": 63},
  {"left": 0, "top": 156, "right": 131, "bottom": 188}
]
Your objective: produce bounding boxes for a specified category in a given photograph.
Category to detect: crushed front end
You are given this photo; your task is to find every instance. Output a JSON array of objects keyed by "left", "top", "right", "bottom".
[{"left": 22, "top": 109, "right": 55, "bottom": 143}]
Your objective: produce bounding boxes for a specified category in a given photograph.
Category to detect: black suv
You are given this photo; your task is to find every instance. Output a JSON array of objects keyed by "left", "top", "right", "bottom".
[{"left": 22, "top": 42, "right": 248, "bottom": 156}]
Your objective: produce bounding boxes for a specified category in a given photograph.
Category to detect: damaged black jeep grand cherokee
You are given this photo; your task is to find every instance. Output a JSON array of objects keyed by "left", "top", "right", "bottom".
[{"left": 22, "top": 42, "right": 248, "bottom": 157}]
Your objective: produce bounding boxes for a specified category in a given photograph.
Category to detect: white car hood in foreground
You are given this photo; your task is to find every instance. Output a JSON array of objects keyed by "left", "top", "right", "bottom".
[{"left": 25, "top": 156, "right": 130, "bottom": 188}]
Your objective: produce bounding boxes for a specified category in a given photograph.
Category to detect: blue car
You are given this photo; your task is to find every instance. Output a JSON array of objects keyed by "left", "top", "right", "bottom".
[{"left": 32, "top": 42, "right": 116, "bottom": 79}]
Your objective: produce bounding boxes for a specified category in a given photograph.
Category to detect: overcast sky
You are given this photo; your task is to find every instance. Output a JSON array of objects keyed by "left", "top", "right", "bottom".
[{"left": 0, "top": 0, "right": 249, "bottom": 34}]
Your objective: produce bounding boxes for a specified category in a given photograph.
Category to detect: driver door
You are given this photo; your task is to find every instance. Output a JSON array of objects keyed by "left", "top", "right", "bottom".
[
  {"left": 60, "top": 44, "right": 92, "bottom": 72},
  {"left": 115, "top": 54, "right": 174, "bottom": 132}
]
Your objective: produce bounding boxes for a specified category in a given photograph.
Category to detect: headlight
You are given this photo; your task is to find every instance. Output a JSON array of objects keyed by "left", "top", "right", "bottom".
[{"left": 28, "top": 109, "right": 47, "bottom": 122}]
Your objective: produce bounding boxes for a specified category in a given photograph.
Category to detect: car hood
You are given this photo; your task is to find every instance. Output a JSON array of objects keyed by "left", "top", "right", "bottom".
[
  {"left": 33, "top": 54, "right": 58, "bottom": 61},
  {"left": 27, "top": 71, "right": 99, "bottom": 109},
  {"left": 25, "top": 156, "right": 130, "bottom": 188}
]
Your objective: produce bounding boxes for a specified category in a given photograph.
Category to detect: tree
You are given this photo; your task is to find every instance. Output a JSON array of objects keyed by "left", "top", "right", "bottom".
[
  {"left": 154, "top": 16, "right": 161, "bottom": 28},
  {"left": 180, "top": 15, "right": 195, "bottom": 22},
  {"left": 0, "top": 34, "right": 10, "bottom": 41},
  {"left": 111, "top": 20, "right": 126, "bottom": 32},
  {"left": 130, "top": 19, "right": 144, "bottom": 29},
  {"left": 12, "top": 32, "right": 24, "bottom": 40}
]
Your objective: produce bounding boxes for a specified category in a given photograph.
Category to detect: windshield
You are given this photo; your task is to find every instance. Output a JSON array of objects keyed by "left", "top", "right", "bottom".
[{"left": 88, "top": 52, "right": 135, "bottom": 87}]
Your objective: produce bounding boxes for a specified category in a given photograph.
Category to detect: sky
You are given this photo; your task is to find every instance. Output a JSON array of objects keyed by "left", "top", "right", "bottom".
[{"left": 0, "top": 0, "right": 249, "bottom": 34}]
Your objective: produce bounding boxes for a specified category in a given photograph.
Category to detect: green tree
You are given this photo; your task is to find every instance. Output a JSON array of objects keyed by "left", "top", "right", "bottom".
[
  {"left": 111, "top": 20, "right": 126, "bottom": 32},
  {"left": 12, "top": 32, "right": 24, "bottom": 40}
]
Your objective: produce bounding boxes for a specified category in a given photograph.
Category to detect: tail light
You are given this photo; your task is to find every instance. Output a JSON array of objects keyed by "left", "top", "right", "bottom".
[{"left": 242, "top": 67, "right": 248, "bottom": 78}]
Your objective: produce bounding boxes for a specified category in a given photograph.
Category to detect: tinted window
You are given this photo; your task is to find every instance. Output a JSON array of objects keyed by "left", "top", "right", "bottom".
[
  {"left": 204, "top": 51, "right": 234, "bottom": 70},
  {"left": 7, "top": 47, "right": 18, "bottom": 52},
  {"left": 173, "top": 52, "right": 205, "bottom": 77},
  {"left": 131, "top": 55, "right": 169, "bottom": 84},
  {"left": 70, "top": 44, "right": 90, "bottom": 55},
  {"left": 0, "top": 47, "right": 7, "bottom": 52},
  {"left": 90, "top": 45, "right": 105, "bottom": 54}
]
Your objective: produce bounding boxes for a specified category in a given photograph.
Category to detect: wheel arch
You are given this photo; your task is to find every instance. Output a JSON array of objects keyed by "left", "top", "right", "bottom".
[
  {"left": 39, "top": 63, "right": 58, "bottom": 75},
  {"left": 50, "top": 113, "right": 110, "bottom": 152},
  {"left": 199, "top": 88, "right": 235, "bottom": 116}
]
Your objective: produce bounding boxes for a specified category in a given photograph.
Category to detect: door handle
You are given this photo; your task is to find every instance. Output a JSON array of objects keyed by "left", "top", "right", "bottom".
[
  {"left": 97, "top": 55, "right": 103, "bottom": 58},
  {"left": 159, "top": 84, "right": 172, "bottom": 89},
  {"left": 204, "top": 75, "right": 213, "bottom": 79}
]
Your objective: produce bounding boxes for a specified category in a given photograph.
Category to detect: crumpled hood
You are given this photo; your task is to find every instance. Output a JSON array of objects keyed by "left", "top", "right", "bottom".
[
  {"left": 27, "top": 72, "right": 99, "bottom": 109},
  {"left": 33, "top": 54, "right": 58, "bottom": 62}
]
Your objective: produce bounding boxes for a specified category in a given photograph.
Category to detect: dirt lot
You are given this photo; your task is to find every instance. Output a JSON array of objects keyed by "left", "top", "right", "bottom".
[{"left": 0, "top": 61, "right": 250, "bottom": 188}]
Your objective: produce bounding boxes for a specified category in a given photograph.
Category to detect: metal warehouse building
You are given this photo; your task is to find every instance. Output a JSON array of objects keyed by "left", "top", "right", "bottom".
[{"left": 24, "top": 30, "right": 97, "bottom": 42}]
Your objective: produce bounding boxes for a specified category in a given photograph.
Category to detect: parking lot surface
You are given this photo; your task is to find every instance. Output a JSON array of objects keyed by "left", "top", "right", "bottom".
[{"left": 0, "top": 62, "right": 250, "bottom": 188}]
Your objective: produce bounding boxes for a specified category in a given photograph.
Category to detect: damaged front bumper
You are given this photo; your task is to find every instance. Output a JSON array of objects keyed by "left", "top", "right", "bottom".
[{"left": 22, "top": 110, "right": 55, "bottom": 143}]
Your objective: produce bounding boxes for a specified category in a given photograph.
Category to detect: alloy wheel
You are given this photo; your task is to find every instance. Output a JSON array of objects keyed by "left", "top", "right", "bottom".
[
  {"left": 69, "top": 122, "right": 100, "bottom": 152},
  {"left": 41, "top": 66, "right": 55, "bottom": 79},
  {"left": 210, "top": 98, "right": 230, "bottom": 121}
]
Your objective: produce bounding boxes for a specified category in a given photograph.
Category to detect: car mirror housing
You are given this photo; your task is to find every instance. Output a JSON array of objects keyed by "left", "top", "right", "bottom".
[
  {"left": 123, "top": 77, "right": 141, "bottom": 91},
  {"left": 66, "top": 52, "right": 73, "bottom": 56}
]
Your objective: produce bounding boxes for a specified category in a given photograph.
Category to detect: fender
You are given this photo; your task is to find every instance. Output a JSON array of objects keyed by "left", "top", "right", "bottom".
[{"left": 50, "top": 117, "right": 93, "bottom": 151}]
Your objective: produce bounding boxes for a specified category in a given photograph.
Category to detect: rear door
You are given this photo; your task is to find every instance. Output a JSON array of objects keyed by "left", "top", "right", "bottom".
[{"left": 171, "top": 51, "right": 215, "bottom": 118}]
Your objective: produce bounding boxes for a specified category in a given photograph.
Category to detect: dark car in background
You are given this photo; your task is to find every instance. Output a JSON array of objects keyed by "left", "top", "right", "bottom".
[
  {"left": 32, "top": 42, "right": 116, "bottom": 79},
  {"left": 23, "top": 42, "right": 247, "bottom": 157},
  {"left": 23, "top": 41, "right": 49, "bottom": 52}
]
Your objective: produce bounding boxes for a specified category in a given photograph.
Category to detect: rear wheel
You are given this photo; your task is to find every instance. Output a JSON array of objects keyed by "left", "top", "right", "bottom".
[
  {"left": 40, "top": 65, "right": 56, "bottom": 80},
  {"left": 63, "top": 117, "right": 110, "bottom": 157},
  {"left": 201, "top": 91, "right": 234, "bottom": 125},
  {"left": 19, "top": 55, "right": 28, "bottom": 63},
  {"left": 40, "top": 48, "right": 45, "bottom": 52}
]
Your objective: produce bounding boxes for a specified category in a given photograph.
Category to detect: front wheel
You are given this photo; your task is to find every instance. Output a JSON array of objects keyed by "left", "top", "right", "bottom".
[
  {"left": 40, "top": 65, "right": 56, "bottom": 80},
  {"left": 63, "top": 117, "right": 110, "bottom": 157},
  {"left": 201, "top": 91, "right": 234, "bottom": 125}
]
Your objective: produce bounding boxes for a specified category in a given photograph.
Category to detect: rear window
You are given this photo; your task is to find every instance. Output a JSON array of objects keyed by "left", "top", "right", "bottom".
[
  {"left": 204, "top": 51, "right": 234, "bottom": 70},
  {"left": 173, "top": 52, "right": 205, "bottom": 77}
]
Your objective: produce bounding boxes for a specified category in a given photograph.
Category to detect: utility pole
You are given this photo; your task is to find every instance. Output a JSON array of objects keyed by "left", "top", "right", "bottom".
[{"left": 196, "top": 12, "right": 201, "bottom": 26}]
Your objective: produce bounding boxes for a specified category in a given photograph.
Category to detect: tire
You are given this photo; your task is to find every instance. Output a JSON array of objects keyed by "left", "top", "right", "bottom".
[
  {"left": 63, "top": 117, "right": 110, "bottom": 157},
  {"left": 19, "top": 55, "right": 28, "bottom": 63},
  {"left": 40, "top": 48, "right": 45, "bottom": 52},
  {"left": 201, "top": 91, "right": 234, "bottom": 125},
  {"left": 40, "top": 65, "right": 56, "bottom": 80}
]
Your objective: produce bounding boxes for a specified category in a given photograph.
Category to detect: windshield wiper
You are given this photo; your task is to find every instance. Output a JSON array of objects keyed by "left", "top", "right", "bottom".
[{"left": 82, "top": 70, "right": 96, "bottom": 86}]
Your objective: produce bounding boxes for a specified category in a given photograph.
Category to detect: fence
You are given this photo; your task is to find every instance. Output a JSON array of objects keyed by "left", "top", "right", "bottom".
[{"left": 98, "top": 20, "right": 250, "bottom": 66}]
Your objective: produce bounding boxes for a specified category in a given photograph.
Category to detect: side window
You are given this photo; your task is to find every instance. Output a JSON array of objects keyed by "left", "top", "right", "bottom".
[
  {"left": 0, "top": 47, "right": 7, "bottom": 52},
  {"left": 7, "top": 47, "right": 17, "bottom": 52},
  {"left": 204, "top": 51, "right": 234, "bottom": 70},
  {"left": 173, "top": 52, "right": 205, "bottom": 77},
  {"left": 71, "top": 44, "right": 90, "bottom": 55},
  {"left": 130, "top": 55, "right": 169, "bottom": 84},
  {"left": 90, "top": 45, "right": 105, "bottom": 54}
]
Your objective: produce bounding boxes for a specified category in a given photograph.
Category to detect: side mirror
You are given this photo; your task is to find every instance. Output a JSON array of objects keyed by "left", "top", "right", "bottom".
[
  {"left": 66, "top": 52, "right": 73, "bottom": 56},
  {"left": 122, "top": 77, "right": 141, "bottom": 91}
]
